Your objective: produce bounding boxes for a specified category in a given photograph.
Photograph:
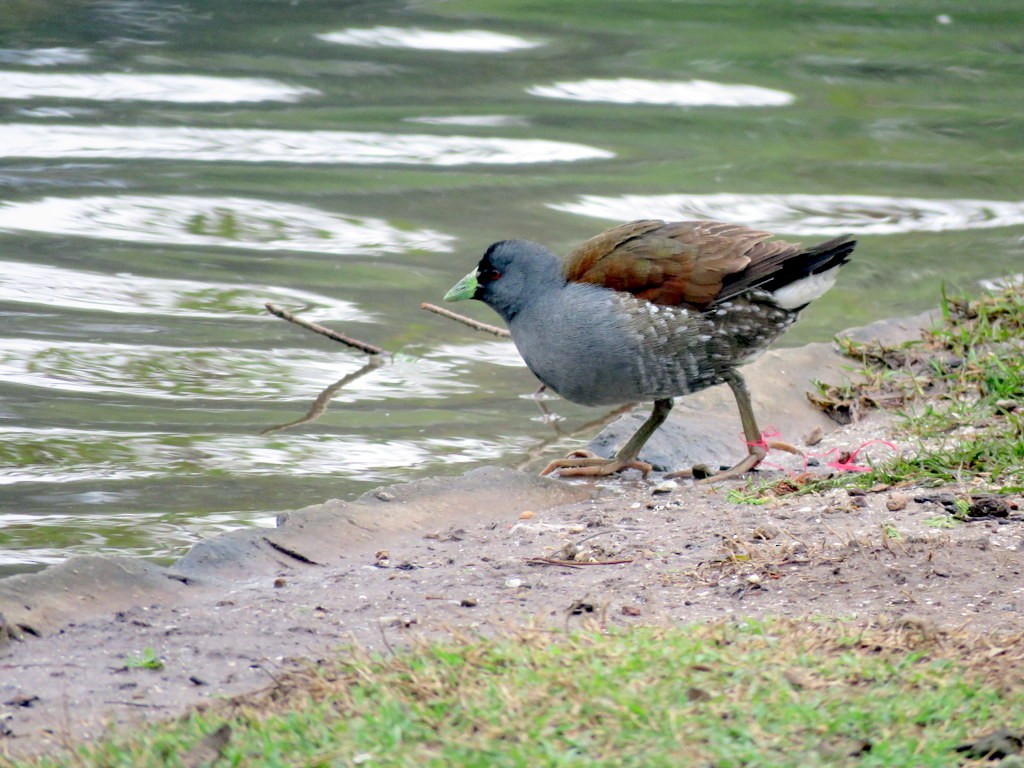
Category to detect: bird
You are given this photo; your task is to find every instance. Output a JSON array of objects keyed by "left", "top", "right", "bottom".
[{"left": 444, "top": 219, "right": 856, "bottom": 481}]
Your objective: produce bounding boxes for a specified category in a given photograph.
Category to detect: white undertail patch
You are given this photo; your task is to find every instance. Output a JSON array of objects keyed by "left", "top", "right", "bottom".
[{"left": 769, "top": 266, "right": 841, "bottom": 310}]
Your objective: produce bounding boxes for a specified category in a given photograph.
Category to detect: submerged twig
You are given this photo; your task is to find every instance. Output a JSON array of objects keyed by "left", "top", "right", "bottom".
[
  {"left": 266, "top": 302, "right": 385, "bottom": 355},
  {"left": 260, "top": 358, "right": 383, "bottom": 435},
  {"left": 420, "top": 302, "right": 510, "bottom": 338}
]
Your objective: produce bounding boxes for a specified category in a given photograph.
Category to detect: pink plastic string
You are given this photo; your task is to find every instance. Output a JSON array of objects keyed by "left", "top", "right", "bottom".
[
  {"left": 744, "top": 428, "right": 786, "bottom": 471},
  {"left": 819, "top": 439, "right": 898, "bottom": 472},
  {"left": 736, "top": 431, "right": 898, "bottom": 475}
]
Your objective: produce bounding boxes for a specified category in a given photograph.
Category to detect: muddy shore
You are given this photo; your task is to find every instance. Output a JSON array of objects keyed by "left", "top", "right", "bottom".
[{"left": 3, "top": 312, "right": 1022, "bottom": 758}]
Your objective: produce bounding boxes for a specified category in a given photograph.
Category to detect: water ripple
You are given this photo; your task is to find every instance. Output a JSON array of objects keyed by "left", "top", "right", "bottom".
[
  {"left": 0, "top": 124, "right": 612, "bottom": 165},
  {"left": 317, "top": 27, "right": 542, "bottom": 52},
  {"left": 0, "top": 261, "right": 364, "bottom": 320},
  {"left": 432, "top": 340, "right": 523, "bottom": 368},
  {"left": 0, "top": 47, "right": 91, "bottom": 66},
  {"left": 549, "top": 193, "right": 1024, "bottom": 235},
  {"left": 0, "top": 508, "right": 276, "bottom": 566},
  {"left": 406, "top": 115, "right": 529, "bottom": 127},
  {"left": 0, "top": 340, "right": 471, "bottom": 401},
  {"left": 0, "top": 71, "right": 318, "bottom": 103},
  {"left": 527, "top": 78, "right": 795, "bottom": 107},
  {"left": 0, "top": 195, "right": 455, "bottom": 254},
  {"left": 0, "top": 428, "right": 515, "bottom": 486}
]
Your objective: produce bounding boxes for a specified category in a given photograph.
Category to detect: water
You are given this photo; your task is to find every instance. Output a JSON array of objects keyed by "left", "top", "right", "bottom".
[{"left": 2, "top": 0, "right": 1022, "bottom": 571}]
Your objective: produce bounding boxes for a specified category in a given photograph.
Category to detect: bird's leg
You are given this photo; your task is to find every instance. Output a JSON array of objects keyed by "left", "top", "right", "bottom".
[
  {"left": 541, "top": 399, "right": 673, "bottom": 477},
  {"left": 704, "top": 370, "right": 767, "bottom": 481},
  {"left": 664, "top": 370, "right": 779, "bottom": 482}
]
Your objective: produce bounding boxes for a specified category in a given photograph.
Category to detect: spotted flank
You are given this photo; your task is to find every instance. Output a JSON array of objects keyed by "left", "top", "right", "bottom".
[{"left": 613, "top": 287, "right": 796, "bottom": 399}]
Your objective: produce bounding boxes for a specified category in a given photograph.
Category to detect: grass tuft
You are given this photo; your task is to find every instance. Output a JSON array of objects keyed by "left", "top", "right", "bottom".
[
  {"left": 14, "top": 620, "right": 1024, "bottom": 768},
  {"left": 751, "top": 282, "right": 1024, "bottom": 502}
]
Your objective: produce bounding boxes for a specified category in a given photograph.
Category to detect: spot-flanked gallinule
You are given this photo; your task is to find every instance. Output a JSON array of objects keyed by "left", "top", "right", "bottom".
[{"left": 444, "top": 219, "right": 856, "bottom": 480}]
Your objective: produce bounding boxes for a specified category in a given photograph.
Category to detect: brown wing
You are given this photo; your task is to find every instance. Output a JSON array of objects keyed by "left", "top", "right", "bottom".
[{"left": 563, "top": 220, "right": 804, "bottom": 309}]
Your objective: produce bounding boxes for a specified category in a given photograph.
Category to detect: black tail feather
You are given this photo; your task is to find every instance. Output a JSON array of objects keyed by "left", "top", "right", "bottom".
[
  {"left": 753, "top": 235, "right": 856, "bottom": 295},
  {"left": 804, "top": 235, "right": 857, "bottom": 275}
]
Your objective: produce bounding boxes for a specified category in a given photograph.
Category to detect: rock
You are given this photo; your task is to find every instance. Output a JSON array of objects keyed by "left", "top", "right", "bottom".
[{"left": 886, "top": 494, "right": 908, "bottom": 512}]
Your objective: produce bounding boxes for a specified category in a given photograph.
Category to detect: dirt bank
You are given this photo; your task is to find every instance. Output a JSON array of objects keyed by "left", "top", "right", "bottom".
[{"left": 2, "top": 313, "right": 1022, "bottom": 758}]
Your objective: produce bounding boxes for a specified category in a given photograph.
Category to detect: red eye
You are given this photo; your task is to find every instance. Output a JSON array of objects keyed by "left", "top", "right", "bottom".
[{"left": 483, "top": 268, "right": 501, "bottom": 281}]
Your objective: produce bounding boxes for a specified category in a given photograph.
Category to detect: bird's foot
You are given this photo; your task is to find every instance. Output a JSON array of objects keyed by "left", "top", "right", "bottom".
[
  {"left": 540, "top": 450, "right": 653, "bottom": 478},
  {"left": 766, "top": 439, "right": 802, "bottom": 456},
  {"left": 665, "top": 446, "right": 768, "bottom": 483}
]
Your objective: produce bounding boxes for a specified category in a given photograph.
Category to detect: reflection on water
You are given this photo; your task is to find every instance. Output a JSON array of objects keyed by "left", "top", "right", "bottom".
[
  {"left": 91, "top": 0, "right": 192, "bottom": 35},
  {"left": 0, "top": 508, "right": 276, "bottom": 567},
  {"left": 432, "top": 339, "right": 523, "bottom": 368},
  {"left": 0, "top": 195, "right": 455, "bottom": 254},
  {"left": 527, "top": 78, "right": 795, "bottom": 107},
  {"left": 0, "top": 340, "right": 369, "bottom": 400},
  {"left": 406, "top": 115, "right": 529, "bottom": 127},
  {"left": 0, "top": 261, "right": 366, "bottom": 320},
  {"left": 0, "top": 124, "right": 612, "bottom": 165},
  {"left": 0, "top": 340, "right": 475, "bottom": 401},
  {"left": 550, "top": 193, "right": 1024, "bottom": 236},
  {"left": 0, "top": 427, "right": 519, "bottom": 486},
  {"left": 261, "top": 356, "right": 384, "bottom": 436},
  {"left": 0, "top": 47, "right": 90, "bottom": 66},
  {"left": 0, "top": 72, "right": 318, "bottom": 103},
  {"left": 12, "top": 106, "right": 92, "bottom": 119},
  {"left": 317, "top": 27, "right": 542, "bottom": 52}
]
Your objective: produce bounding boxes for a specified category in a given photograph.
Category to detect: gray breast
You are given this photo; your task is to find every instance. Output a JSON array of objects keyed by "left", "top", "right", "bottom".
[{"left": 508, "top": 285, "right": 724, "bottom": 406}]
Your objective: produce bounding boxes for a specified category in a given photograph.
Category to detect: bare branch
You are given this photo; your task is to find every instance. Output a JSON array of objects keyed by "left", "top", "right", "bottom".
[
  {"left": 265, "top": 303, "right": 385, "bottom": 356},
  {"left": 420, "top": 302, "right": 510, "bottom": 338}
]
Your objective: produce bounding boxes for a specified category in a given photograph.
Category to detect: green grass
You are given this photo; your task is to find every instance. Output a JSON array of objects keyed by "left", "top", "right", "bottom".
[
  {"left": 747, "top": 282, "right": 1024, "bottom": 501},
  {"left": 122, "top": 647, "right": 164, "bottom": 671},
  {"left": 15, "top": 620, "right": 1023, "bottom": 768}
]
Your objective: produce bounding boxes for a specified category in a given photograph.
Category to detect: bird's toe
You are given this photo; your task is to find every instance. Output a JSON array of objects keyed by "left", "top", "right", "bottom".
[{"left": 540, "top": 456, "right": 652, "bottom": 478}]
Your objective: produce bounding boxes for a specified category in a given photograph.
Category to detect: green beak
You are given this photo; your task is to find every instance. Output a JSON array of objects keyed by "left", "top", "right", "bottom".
[{"left": 444, "top": 268, "right": 479, "bottom": 302}]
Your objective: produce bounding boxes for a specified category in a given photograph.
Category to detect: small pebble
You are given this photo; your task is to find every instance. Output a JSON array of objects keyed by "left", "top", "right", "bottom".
[
  {"left": 652, "top": 480, "right": 677, "bottom": 495},
  {"left": 804, "top": 425, "right": 824, "bottom": 446},
  {"left": 751, "top": 524, "right": 780, "bottom": 541},
  {"left": 886, "top": 493, "right": 908, "bottom": 512},
  {"left": 621, "top": 605, "right": 642, "bottom": 617},
  {"left": 273, "top": 577, "right": 287, "bottom": 588},
  {"left": 518, "top": 510, "right": 535, "bottom": 520}
]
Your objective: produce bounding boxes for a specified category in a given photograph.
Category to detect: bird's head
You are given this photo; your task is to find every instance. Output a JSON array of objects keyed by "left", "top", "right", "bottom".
[{"left": 444, "top": 240, "right": 564, "bottom": 323}]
